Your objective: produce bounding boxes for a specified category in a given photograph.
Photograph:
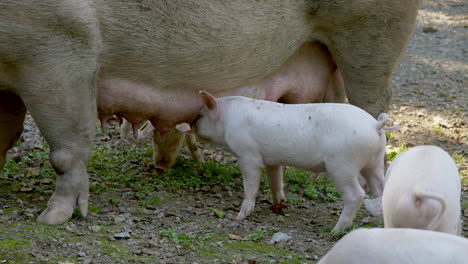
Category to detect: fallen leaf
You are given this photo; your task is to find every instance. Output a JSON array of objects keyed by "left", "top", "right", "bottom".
[
  {"left": 214, "top": 210, "right": 225, "bottom": 218},
  {"left": 228, "top": 233, "right": 243, "bottom": 241}
]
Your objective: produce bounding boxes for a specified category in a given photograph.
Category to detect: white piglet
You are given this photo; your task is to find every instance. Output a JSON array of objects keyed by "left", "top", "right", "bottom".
[
  {"left": 182, "top": 91, "right": 398, "bottom": 232},
  {"left": 318, "top": 228, "right": 468, "bottom": 264},
  {"left": 382, "top": 145, "right": 462, "bottom": 235}
]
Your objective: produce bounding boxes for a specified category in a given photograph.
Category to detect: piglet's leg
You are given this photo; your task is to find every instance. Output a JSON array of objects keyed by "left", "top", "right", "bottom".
[
  {"left": 186, "top": 133, "right": 204, "bottom": 163},
  {"left": 327, "top": 167, "right": 365, "bottom": 233},
  {"left": 266, "top": 165, "right": 286, "bottom": 205},
  {"left": 236, "top": 159, "right": 263, "bottom": 220}
]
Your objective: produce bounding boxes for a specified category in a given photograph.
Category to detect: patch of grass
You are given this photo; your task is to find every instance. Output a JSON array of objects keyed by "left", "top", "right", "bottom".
[
  {"left": 386, "top": 144, "right": 409, "bottom": 162},
  {"left": 451, "top": 151, "right": 465, "bottom": 164},
  {"left": 385, "top": 131, "right": 396, "bottom": 140},
  {"left": 284, "top": 168, "right": 340, "bottom": 202},
  {"left": 0, "top": 238, "right": 33, "bottom": 250},
  {"left": 158, "top": 228, "right": 214, "bottom": 247},
  {"left": 0, "top": 238, "right": 37, "bottom": 263},
  {"left": 140, "top": 195, "right": 160, "bottom": 207},
  {"left": 244, "top": 227, "right": 266, "bottom": 241},
  {"left": 88, "top": 205, "right": 102, "bottom": 214},
  {"left": 304, "top": 177, "right": 340, "bottom": 202},
  {"left": 286, "top": 194, "right": 304, "bottom": 204},
  {"left": 101, "top": 244, "right": 131, "bottom": 259},
  {"left": 451, "top": 108, "right": 464, "bottom": 113},
  {"left": 158, "top": 228, "right": 191, "bottom": 245},
  {"left": 156, "top": 158, "right": 241, "bottom": 190},
  {"left": 432, "top": 126, "right": 445, "bottom": 135}
]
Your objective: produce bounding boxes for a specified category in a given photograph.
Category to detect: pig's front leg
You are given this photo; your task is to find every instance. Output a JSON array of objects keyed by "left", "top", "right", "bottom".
[
  {"left": 185, "top": 132, "right": 204, "bottom": 163},
  {"left": 21, "top": 66, "right": 97, "bottom": 225},
  {"left": 266, "top": 165, "right": 286, "bottom": 205},
  {"left": 236, "top": 158, "right": 263, "bottom": 220}
]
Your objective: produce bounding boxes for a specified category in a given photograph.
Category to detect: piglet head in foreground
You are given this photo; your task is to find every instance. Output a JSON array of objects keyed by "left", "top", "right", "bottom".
[{"left": 190, "top": 91, "right": 227, "bottom": 146}]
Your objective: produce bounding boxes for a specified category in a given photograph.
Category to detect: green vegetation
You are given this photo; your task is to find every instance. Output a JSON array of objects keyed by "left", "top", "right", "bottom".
[
  {"left": 244, "top": 227, "right": 267, "bottom": 241},
  {"left": 386, "top": 144, "right": 409, "bottom": 162},
  {"left": 284, "top": 168, "right": 340, "bottom": 202}
]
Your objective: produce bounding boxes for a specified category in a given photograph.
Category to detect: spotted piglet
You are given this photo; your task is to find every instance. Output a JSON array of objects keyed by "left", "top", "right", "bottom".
[{"left": 180, "top": 91, "right": 398, "bottom": 232}]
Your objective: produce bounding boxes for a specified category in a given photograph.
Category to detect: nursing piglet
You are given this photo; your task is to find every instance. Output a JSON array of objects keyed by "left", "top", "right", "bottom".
[
  {"left": 120, "top": 120, "right": 205, "bottom": 168},
  {"left": 382, "top": 145, "right": 462, "bottom": 235},
  {"left": 187, "top": 91, "right": 397, "bottom": 232},
  {"left": 318, "top": 228, "right": 468, "bottom": 264}
]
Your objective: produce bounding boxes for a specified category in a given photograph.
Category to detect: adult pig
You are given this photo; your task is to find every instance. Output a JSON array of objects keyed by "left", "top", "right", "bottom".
[
  {"left": 318, "top": 228, "right": 468, "bottom": 264},
  {"left": 117, "top": 42, "right": 345, "bottom": 170},
  {"left": 382, "top": 145, "right": 462, "bottom": 235},
  {"left": 186, "top": 92, "right": 398, "bottom": 232},
  {"left": 0, "top": 0, "right": 420, "bottom": 225}
]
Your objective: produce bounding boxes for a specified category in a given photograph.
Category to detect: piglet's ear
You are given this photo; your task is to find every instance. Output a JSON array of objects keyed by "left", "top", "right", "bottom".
[
  {"left": 175, "top": 122, "right": 192, "bottom": 133},
  {"left": 199, "top": 90, "right": 217, "bottom": 110}
]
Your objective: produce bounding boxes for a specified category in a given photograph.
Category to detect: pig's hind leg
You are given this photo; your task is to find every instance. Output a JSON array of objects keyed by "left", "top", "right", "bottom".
[
  {"left": 327, "top": 166, "right": 365, "bottom": 232},
  {"left": 0, "top": 90, "right": 26, "bottom": 169},
  {"left": 360, "top": 167, "right": 384, "bottom": 198},
  {"left": 266, "top": 165, "right": 286, "bottom": 205}
]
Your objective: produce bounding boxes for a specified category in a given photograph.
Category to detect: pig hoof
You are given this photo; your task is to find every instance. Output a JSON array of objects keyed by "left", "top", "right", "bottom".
[
  {"left": 37, "top": 208, "right": 73, "bottom": 225},
  {"left": 271, "top": 204, "right": 287, "bottom": 214}
]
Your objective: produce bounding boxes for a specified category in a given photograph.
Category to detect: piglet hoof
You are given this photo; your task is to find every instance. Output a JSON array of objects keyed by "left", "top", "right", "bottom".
[
  {"left": 236, "top": 200, "right": 255, "bottom": 220},
  {"left": 271, "top": 204, "right": 287, "bottom": 214},
  {"left": 364, "top": 196, "right": 383, "bottom": 217}
]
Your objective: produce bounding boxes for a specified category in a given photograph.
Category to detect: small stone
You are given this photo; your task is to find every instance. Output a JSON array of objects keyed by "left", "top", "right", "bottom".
[
  {"left": 39, "top": 178, "right": 53, "bottom": 185},
  {"left": 422, "top": 26, "right": 437, "bottom": 33},
  {"left": 127, "top": 240, "right": 137, "bottom": 246},
  {"left": 25, "top": 213, "right": 34, "bottom": 218},
  {"left": 90, "top": 225, "right": 101, "bottom": 232},
  {"left": 267, "top": 232, "right": 292, "bottom": 245},
  {"left": 215, "top": 154, "right": 223, "bottom": 162},
  {"left": 77, "top": 251, "right": 86, "bottom": 257},
  {"left": 114, "top": 213, "right": 130, "bottom": 223},
  {"left": 65, "top": 226, "right": 73, "bottom": 232},
  {"left": 114, "top": 232, "right": 131, "bottom": 239},
  {"left": 0, "top": 210, "right": 3, "bottom": 215}
]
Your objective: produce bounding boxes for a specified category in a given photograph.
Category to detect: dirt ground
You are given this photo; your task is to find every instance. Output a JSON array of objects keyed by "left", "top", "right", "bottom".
[{"left": 1, "top": 1, "right": 467, "bottom": 263}]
